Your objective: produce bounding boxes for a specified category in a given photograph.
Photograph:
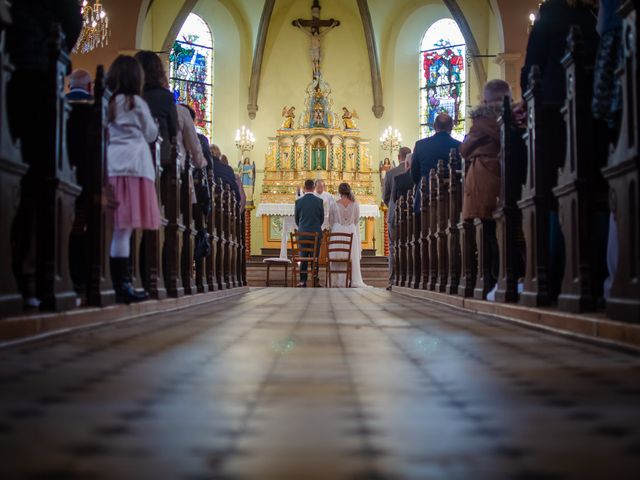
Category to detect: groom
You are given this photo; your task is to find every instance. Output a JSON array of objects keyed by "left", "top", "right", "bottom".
[{"left": 294, "top": 179, "right": 324, "bottom": 287}]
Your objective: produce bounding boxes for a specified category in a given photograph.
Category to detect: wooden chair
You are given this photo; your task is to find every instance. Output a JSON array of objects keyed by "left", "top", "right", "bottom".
[
  {"left": 325, "top": 232, "right": 354, "bottom": 288},
  {"left": 316, "top": 229, "right": 331, "bottom": 287},
  {"left": 263, "top": 257, "right": 291, "bottom": 286},
  {"left": 290, "top": 231, "right": 321, "bottom": 287}
]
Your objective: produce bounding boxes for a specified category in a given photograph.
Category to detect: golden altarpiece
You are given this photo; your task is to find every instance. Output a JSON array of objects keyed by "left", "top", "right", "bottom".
[{"left": 256, "top": 75, "right": 380, "bottom": 253}]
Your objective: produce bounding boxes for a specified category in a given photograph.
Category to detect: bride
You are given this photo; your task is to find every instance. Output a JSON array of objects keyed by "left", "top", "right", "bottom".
[{"left": 328, "top": 183, "right": 367, "bottom": 288}]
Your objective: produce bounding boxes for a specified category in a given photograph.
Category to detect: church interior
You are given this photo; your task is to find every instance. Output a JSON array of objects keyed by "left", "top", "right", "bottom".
[{"left": 1, "top": 0, "right": 640, "bottom": 478}]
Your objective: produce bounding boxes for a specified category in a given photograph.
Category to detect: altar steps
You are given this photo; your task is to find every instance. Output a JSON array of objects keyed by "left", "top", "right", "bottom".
[{"left": 247, "top": 256, "right": 389, "bottom": 288}]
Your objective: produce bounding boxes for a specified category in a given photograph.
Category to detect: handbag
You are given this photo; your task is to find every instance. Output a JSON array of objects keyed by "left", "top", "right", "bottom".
[
  {"left": 194, "top": 229, "right": 211, "bottom": 261},
  {"left": 193, "top": 167, "right": 212, "bottom": 216}
]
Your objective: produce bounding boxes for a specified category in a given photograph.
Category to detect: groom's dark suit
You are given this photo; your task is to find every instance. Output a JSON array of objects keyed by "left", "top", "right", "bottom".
[{"left": 294, "top": 192, "right": 324, "bottom": 284}]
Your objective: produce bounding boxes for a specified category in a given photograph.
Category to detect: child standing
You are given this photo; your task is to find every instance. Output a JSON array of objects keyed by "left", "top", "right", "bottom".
[{"left": 106, "top": 55, "right": 161, "bottom": 303}]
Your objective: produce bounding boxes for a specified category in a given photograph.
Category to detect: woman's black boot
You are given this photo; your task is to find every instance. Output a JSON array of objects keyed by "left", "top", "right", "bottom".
[{"left": 110, "top": 257, "right": 148, "bottom": 304}]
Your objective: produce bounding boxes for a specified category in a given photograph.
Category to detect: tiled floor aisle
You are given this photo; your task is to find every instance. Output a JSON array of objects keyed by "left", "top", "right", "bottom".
[{"left": 1, "top": 289, "right": 639, "bottom": 480}]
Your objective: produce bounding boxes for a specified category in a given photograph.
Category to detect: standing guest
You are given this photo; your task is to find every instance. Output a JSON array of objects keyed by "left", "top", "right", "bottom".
[
  {"left": 176, "top": 104, "right": 206, "bottom": 169},
  {"left": 294, "top": 179, "right": 324, "bottom": 287},
  {"left": 134, "top": 51, "right": 177, "bottom": 164},
  {"left": 7, "top": 0, "right": 82, "bottom": 307},
  {"left": 593, "top": 0, "right": 624, "bottom": 300},
  {"left": 383, "top": 146, "right": 411, "bottom": 289},
  {"left": 521, "top": 0, "right": 599, "bottom": 107},
  {"left": 106, "top": 55, "right": 161, "bottom": 303},
  {"left": 66, "top": 68, "right": 93, "bottom": 101},
  {"left": 520, "top": 0, "right": 599, "bottom": 301},
  {"left": 391, "top": 154, "right": 414, "bottom": 204},
  {"left": 461, "top": 79, "right": 513, "bottom": 297},
  {"left": 411, "top": 113, "right": 461, "bottom": 210},
  {"left": 210, "top": 144, "right": 241, "bottom": 202}
]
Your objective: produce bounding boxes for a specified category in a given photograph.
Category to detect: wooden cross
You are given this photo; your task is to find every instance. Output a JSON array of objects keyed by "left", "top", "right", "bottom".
[{"left": 292, "top": 0, "right": 340, "bottom": 77}]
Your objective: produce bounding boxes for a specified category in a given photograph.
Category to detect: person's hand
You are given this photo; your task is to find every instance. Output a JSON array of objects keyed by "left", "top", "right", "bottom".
[{"left": 513, "top": 100, "right": 528, "bottom": 128}]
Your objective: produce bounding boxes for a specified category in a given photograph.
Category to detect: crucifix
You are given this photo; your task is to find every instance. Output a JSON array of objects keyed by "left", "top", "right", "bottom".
[{"left": 292, "top": 0, "right": 340, "bottom": 77}]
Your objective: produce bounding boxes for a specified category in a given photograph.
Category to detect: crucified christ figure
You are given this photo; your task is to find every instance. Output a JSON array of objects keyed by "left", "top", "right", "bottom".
[{"left": 293, "top": 20, "right": 339, "bottom": 76}]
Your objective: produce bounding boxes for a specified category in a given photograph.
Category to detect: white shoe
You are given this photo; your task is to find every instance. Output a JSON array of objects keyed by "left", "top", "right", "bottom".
[{"left": 486, "top": 285, "right": 497, "bottom": 302}]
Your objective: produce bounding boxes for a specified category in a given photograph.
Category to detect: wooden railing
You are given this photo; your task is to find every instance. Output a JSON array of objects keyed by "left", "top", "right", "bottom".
[
  {"left": 391, "top": 7, "right": 640, "bottom": 324},
  {"left": 0, "top": 25, "right": 247, "bottom": 318}
]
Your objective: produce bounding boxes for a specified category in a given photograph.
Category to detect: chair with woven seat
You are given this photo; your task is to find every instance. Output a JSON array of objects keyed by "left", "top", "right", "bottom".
[
  {"left": 325, "top": 232, "right": 354, "bottom": 288},
  {"left": 263, "top": 257, "right": 292, "bottom": 286},
  {"left": 290, "top": 230, "right": 321, "bottom": 287}
]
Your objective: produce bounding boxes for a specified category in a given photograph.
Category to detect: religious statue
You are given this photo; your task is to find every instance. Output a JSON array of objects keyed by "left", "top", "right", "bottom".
[
  {"left": 281, "top": 106, "right": 296, "bottom": 129},
  {"left": 238, "top": 157, "right": 256, "bottom": 203},
  {"left": 292, "top": 0, "right": 340, "bottom": 78},
  {"left": 379, "top": 157, "right": 392, "bottom": 186},
  {"left": 341, "top": 107, "right": 358, "bottom": 130},
  {"left": 313, "top": 102, "right": 324, "bottom": 127}
]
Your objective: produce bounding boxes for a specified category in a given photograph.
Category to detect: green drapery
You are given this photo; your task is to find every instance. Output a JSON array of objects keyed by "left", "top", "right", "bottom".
[{"left": 312, "top": 147, "right": 327, "bottom": 170}]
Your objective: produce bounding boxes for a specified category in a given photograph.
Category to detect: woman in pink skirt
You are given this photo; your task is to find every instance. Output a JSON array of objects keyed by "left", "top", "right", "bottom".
[{"left": 106, "top": 55, "right": 161, "bottom": 303}]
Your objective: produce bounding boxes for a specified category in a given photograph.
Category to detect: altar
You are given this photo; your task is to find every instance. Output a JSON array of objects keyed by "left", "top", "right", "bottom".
[{"left": 256, "top": 74, "right": 380, "bottom": 254}]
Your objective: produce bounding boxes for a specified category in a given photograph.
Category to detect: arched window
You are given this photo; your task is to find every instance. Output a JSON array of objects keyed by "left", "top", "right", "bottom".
[
  {"left": 419, "top": 18, "right": 466, "bottom": 140},
  {"left": 169, "top": 13, "right": 214, "bottom": 139}
]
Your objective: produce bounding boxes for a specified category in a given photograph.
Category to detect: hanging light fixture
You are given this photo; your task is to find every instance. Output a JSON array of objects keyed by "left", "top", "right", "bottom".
[{"left": 73, "top": 0, "right": 111, "bottom": 54}]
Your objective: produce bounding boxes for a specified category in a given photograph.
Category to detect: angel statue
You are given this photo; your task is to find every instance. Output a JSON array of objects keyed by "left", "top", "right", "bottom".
[
  {"left": 342, "top": 107, "right": 359, "bottom": 130},
  {"left": 281, "top": 106, "right": 296, "bottom": 129},
  {"left": 238, "top": 157, "right": 256, "bottom": 203}
]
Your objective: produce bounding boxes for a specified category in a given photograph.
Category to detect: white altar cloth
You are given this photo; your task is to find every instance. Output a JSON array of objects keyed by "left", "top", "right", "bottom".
[{"left": 256, "top": 203, "right": 380, "bottom": 218}]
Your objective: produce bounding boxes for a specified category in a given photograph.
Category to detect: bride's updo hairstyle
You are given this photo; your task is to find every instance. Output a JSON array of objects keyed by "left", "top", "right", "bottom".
[{"left": 338, "top": 183, "right": 355, "bottom": 201}]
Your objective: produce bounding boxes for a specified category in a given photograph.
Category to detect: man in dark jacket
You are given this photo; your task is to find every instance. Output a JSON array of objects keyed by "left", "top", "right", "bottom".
[
  {"left": 520, "top": 0, "right": 598, "bottom": 105},
  {"left": 411, "top": 113, "right": 461, "bottom": 210},
  {"left": 294, "top": 179, "right": 324, "bottom": 287}
]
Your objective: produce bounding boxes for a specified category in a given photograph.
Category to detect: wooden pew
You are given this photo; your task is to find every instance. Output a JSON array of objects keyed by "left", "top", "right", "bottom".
[
  {"left": 393, "top": 199, "right": 400, "bottom": 286},
  {"left": 518, "top": 66, "right": 553, "bottom": 307},
  {"left": 141, "top": 138, "right": 167, "bottom": 299},
  {"left": 215, "top": 179, "right": 226, "bottom": 290},
  {"left": 162, "top": 143, "right": 184, "bottom": 297},
  {"left": 474, "top": 218, "right": 496, "bottom": 300},
  {"left": 192, "top": 171, "right": 207, "bottom": 293},
  {"left": 554, "top": 26, "right": 604, "bottom": 312},
  {"left": 398, "top": 195, "right": 407, "bottom": 287},
  {"left": 229, "top": 191, "right": 238, "bottom": 288},
  {"left": 205, "top": 170, "right": 218, "bottom": 292},
  {"left": 180, "top": 158, "right": 195, "bottom": 295},
  {"left": 0, "top": 5, "right": 27, "bottom": 317},
  {"left": 447, "top": 149, "right": 462, "bottom": 294},
  {"left": 412, "top": 185, "right": 422, "bottom": 289},
  {"left": 435, "top": 160, "right": 449, "bottom": 292},
  {"left": 238, "top": 203, "right": 246, "bottom": 287},
  {"left": 38, "top": 25, "right": 81, "bottom": 311},
  {"left": 494, "top": 96, "right": 527, "bottom": 303},
  {"left": 406, "top": 188, "right": 415, "bottom": 288},
  {"left": 419, "top": 177, "right": 430, "bottom": 289},
  {"left": 428, "top": 169, "right": 438, "bottom": 290},
  {"left": 67, "top": 65, "right": 116, "bottom": 307},
  {"left": 602, "top": 1, "right": 640, "bottom": 322}
]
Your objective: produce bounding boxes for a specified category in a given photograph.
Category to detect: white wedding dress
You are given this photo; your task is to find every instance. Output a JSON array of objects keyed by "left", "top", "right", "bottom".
[{"left": 328, "top": 201, "right": 367, "bottom": 288}]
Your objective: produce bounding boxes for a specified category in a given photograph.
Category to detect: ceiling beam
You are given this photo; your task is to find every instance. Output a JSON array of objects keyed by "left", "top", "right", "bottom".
[
  {"left": 247, "top": 0, "right": 276, "bottom": 119},
  {"left": 441, "top": 0, "right": 487, "bottom": 87},
  {"left": 356, "top": 0, "right": 384, "bottom": 118}
]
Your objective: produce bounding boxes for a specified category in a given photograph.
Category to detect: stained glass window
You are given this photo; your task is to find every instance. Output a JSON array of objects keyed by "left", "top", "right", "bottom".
[
  {"left": 169, "top": 14, "right": 213, "bottom": 139},
  {"left": 419, "top": 19, "right": 466, "bottom": 140}
]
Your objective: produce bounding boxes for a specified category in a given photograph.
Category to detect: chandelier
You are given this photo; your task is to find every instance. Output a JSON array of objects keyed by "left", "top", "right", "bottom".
[{"left": 73, "top": 0, "right": 111, "bottom": 54}]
